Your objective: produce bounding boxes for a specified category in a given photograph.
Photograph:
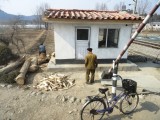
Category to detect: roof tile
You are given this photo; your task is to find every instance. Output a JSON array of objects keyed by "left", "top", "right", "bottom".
[{"left": 44, "top": 9, "right": 143, "bottom": 21}]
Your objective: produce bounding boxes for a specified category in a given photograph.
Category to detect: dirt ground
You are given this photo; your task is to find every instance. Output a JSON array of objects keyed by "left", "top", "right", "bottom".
[
  {"left": 0, "top": 67, "right": 160, "bottom": 120},
  {"left": 0, "top": 29, "right": 160, "bottom": 120}
]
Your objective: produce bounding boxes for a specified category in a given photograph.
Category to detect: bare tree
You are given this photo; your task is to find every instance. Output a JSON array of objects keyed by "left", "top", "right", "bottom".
[
  {"left": 114, "top": 4, "right": 120, "bottom": 11},
  {"left": 95, "top": 2, "right": 108, "bottom": 10},
  {"left": 0, "top": 15, "right": 26, "bottom": 53},
  {"left": 114, "top": 2, "right": 124, "bottom": 11},
  {"left": 137, "top": 0, "right": 150, "bottom": 15},
  {"left": 34, "top": 3, "right": 50, "bottom": 30},
  {"left": 9, "top": 16, "right": 26, "bottom": 53}
]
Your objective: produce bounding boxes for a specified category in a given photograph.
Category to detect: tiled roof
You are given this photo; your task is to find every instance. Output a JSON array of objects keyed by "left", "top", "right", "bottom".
[{"left": 44, "top": 9, "right": 143, "bottom": 21}]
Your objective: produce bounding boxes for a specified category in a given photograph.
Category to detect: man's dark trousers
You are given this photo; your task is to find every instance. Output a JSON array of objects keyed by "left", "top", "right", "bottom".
[{"left": 86, "top": 69, "right": 95, "bottom": 83}]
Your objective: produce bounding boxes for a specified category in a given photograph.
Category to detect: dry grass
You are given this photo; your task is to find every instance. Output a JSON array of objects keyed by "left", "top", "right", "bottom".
[{"left": 8, "top": 29, "right": 45, "bottom": 55}]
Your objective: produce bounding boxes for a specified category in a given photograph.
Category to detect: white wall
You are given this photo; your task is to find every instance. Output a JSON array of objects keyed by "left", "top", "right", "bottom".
[
  {"left": 90, "top": 24, "right": 132, "bottom": 59},
  {"left": 54, "top": 24, "right": 75, "bottom": 59},
  {"left": 53, "top": 22, "right": 132, "bottom": 60}
]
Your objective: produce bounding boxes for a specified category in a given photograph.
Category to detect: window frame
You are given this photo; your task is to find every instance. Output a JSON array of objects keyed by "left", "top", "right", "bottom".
[
  {"left": 98, "top": 28, "right": 120, "bottom": 48},
  {"left": 76, "top": 27, "right": 90, "bottom": 41}
]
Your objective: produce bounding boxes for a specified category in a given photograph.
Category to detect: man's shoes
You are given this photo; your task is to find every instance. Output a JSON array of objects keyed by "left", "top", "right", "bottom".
[
  {"left": 90, "top": 81, "right": 94, "bottom": 84},
  {"left": 86, "top": 82, "right": 90, "bottom": 84},
  {"left": 86, "top": 81, "right": 94, "bottom": 85}
]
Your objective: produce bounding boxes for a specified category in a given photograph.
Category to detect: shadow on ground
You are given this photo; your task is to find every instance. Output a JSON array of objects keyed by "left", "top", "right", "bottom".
[
  {"left": 136, "top": 61, "right": 160, "bottom": 68},
  {"left": 101, "top": 101, "right": 159, "bottom": 120}
]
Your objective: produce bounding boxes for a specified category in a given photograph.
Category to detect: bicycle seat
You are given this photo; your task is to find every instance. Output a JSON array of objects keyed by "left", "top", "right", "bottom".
[{"left": 99, "top": 88, "right": 109, "bottom": 94}]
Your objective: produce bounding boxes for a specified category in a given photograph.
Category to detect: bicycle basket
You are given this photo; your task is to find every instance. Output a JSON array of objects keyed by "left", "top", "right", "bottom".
[{"left": 122, "top": 79, "right": 137, "bottom": 93}]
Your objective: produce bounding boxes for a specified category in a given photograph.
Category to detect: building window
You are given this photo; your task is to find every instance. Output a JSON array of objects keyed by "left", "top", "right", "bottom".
[
  {"left": 98, "top": 28, "right": 120, "bottom": 48},
  {"left": 77, "top": 29, "right": 89, "bottom": 40}
]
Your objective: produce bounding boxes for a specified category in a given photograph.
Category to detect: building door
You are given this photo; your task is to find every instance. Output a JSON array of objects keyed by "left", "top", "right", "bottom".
[{"left": 76, "top": 27, "right": 90, "bottom": 59}]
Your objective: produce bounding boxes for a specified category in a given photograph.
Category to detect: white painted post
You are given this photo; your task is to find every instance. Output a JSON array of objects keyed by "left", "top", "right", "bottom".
[{"left": 112, "top": 60, "right": 118, "bottom": 98}]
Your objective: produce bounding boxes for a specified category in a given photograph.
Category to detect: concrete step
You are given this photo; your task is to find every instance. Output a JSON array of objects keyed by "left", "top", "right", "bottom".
[{"left": 47, "top": 57, "right": 139, "bottom": 72}]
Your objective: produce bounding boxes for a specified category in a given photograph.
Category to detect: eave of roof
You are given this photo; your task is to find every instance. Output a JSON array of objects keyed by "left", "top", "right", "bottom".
[
  {"left": 43, "top": 18, "right": 142, "bottom": 25},
  {"left": 43, "top": 9, "right": 144, "bottom": 23}
]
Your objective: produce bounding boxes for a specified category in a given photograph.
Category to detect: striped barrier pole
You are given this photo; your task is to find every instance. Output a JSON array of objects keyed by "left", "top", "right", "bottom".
[
  {"left": 111, "top": 0, "right": 160, "bottom": 98},
  {"left": 112, "top": 60, "right": 118, "bottom": 98}
]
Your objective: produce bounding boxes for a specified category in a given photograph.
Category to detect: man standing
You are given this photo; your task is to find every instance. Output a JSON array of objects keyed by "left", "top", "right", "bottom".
[{"left": 85, "top": 48, "right": 98, "bottom": 84}]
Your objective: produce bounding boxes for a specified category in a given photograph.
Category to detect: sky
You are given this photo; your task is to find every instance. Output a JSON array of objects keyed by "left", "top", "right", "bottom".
[{"left": 0, "top": 0, "right": 160, "bottom": 16}]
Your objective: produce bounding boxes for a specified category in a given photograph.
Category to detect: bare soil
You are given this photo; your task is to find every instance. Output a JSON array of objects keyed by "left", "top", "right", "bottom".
[
  {"left": 0, "top": 29, "right": 160, "bottom": 120},
  {"left": 0, "top": 70, "right": 160, "bottom": 120}
]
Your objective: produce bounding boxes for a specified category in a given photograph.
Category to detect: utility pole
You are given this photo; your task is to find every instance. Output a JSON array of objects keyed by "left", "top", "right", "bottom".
[{"left": 133, "top": 0, "right": 138, "bottom": 14}]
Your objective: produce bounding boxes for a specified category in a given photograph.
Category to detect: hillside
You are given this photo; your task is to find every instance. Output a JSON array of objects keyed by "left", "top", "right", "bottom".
[{"left": 0, "top": 10, "right": 36, "bottom": 22}]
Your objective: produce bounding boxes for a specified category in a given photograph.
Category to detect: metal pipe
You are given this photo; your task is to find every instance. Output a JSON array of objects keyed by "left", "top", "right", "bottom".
[{"left": 133, "top": 0, "right": 138, "bottom": 14}]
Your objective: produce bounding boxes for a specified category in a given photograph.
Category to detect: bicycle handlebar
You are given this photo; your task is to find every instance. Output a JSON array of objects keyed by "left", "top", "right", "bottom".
[{"left": 112, "top": 74, "right": 123, "bottom": 81}]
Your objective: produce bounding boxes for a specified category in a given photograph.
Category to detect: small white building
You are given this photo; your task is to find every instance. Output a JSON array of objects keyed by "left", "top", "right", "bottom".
[
  {"left": 144, "top": 22, "right": 160, "bottom": 31},
  {"left": 43, "top": 9, "right": 143, "bottom": 64}
]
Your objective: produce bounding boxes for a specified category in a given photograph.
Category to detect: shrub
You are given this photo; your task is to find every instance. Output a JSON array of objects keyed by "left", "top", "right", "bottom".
[{"left": 0, "top": 43, "right": 13, "bottom": 65}]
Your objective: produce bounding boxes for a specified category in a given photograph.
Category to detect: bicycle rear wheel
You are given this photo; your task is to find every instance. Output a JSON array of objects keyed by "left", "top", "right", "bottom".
[
  {"left": 120, "top": 92, "right": 139, "bottom": 114},
  {"left": 80, "top": 99, "right": 106, "bottom": 120}
]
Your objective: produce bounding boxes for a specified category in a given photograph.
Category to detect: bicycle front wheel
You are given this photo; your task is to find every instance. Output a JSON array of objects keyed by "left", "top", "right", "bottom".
[
  {"left": 80, "top": 99, "right": 106, "bottom": 120},
  {"left": 120, "top": 92, "right": 139, "bottom": 114}
]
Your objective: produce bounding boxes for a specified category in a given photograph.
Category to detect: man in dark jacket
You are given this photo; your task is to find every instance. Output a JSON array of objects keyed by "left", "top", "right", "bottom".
[{"left": 85, "top": 48, "right": 98, "bottom": 84}]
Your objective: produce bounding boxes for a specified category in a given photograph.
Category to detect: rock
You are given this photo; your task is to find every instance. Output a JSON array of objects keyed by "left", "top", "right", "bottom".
[
  {"left": 7, "top": 85, "right": 13, "bottom": 88},
  {"left": 68, "top": 111, "right": 73, "bottom": 114},
  {"left": 69, "top": 97, "right": 76, "bottom": 103},
  {"left": 42, "top": 94, "right": 47, "bottom": 100},
  {"left": 18, "top": 109, "right": 24, "bottom": 113},
  {"left": 23, "top": 85, "right": 30, "bottom": 90},
  {"left": 39, "top": 98, "right": 44, "bottom": 102},
  {"left": 36, "top": 91, "right": 44, "bottom": 95},
  {"left": 10, "top": 112, "right": 14, "bottom": 116},
  {"left": 73, "top": 109, "right": 78, "bottom": 112},
  {"left": 13, "top": 96, "right": 19, "bottom": 100},
  {"left": 62, "top": 95, "right": 67, "bottom": 102},
  {"left": 75, "top": 98, "right": 81, "bottom": 104},
  {"left": 0, "top": 84, "right": 6, "bottom": 87},
  {"left": 56, "top": 95, "right": 62, "bottom": 101},
  {"left": 16, "top": 86, "right": 21, "bottom": 89},
  {"left": 81, "top": 98, "right": 87, "bottom": 104},
  {"left": 5, "top": 105, "right": 9, "bottom": 108},
  {"left": 30, "top": 91, "right": 36, "bottom": 96},
  {"left": 53, "top": 95, "right": 58, "bottom": 99}
]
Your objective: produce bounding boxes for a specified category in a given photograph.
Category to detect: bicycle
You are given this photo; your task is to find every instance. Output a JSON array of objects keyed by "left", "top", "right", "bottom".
[{"left": 80, "top": 75, "right": 139, "bottom": 120}]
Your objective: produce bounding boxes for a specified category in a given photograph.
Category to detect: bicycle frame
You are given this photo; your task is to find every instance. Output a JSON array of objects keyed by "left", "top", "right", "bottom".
[{"left": 96, "top": 91, "right": 126, "bottom": 114}]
